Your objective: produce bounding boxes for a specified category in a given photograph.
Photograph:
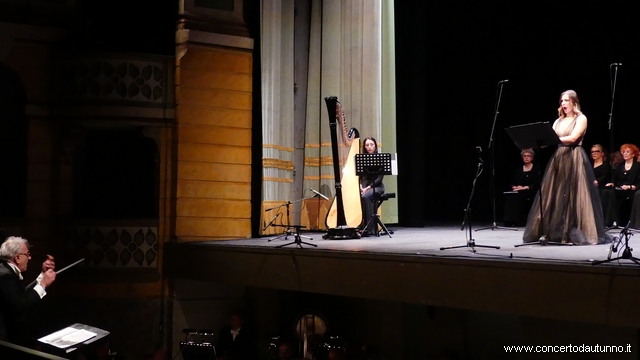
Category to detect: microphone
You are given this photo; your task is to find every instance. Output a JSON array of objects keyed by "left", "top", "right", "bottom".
[
  {"left": 309, "top": 188, "right": 329, "bottom": 201},
  {"left": 498, "top": 79, "right": 509, "bottom": 83},
  {"left": 611, "top": 63, "right": 622, "bottom": 66},
  {"left": 263, "top": 212, "right": 281, "bottom": 231}
]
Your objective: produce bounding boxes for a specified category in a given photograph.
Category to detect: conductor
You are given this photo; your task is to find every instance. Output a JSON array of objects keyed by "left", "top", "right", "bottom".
[{"left": 0, "top": 236, "right": 56, "bottom": 345}]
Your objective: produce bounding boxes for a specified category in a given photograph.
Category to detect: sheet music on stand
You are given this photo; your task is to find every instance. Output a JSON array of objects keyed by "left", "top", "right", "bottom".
[
  {"left": 391, "top": 153, "right": 398, "bottom": 175},
  {"left": 38, "top": 323, "right": 109, "bottom": 354}
]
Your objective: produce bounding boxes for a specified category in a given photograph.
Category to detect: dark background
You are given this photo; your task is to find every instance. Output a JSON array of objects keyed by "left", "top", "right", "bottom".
[
  {"left": 395, "top": 0, "right": 639, "bottom": 226},
  {"left": 62, "top": 0, "right": 639, "bottom": 227}
]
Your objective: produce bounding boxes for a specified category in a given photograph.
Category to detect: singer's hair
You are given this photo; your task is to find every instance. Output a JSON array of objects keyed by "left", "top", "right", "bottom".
[
  {"left": 620, "top": 143, "right": 640, "bottom": 158},
  {"left": 557, "top": 90, "right": 581, "bottom": 119},
  {"left": 362, "top": 137, "right": 379, "bottom": 154},
  {"left": 590, "top": 144, "right": 608, "bottom": 161}
]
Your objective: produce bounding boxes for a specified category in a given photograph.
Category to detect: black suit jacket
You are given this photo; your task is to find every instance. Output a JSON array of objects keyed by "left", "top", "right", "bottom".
[
  {"left": 0, "top": 261, "right": 41, "bottom": 344},
  {"left": 216, "top": 326, "right": 258, "bottom": 360}
]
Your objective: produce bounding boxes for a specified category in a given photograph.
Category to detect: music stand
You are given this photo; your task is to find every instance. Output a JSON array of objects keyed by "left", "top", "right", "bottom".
[
  {"left": 37, "top": 323, "right": 109, "bottom": 357},
  {"left": 179, "top": 342, "right": 217, "bottom": 360},
  {"left": 505, "top": 122, "right": 568, "bottom": 247},
  {"left": 355, "top": 153, "right": 393, "bottom": 237}
]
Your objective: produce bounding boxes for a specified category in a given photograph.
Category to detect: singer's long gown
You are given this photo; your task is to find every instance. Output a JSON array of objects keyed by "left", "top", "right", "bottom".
[{"left": 522, "top": 117, "right": 608, "bottom": 245}]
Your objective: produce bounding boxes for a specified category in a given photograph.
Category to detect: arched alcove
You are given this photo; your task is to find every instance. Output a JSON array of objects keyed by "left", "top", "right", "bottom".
[{"left": 0, "top": 63, "right": 28, "bottom": 218}]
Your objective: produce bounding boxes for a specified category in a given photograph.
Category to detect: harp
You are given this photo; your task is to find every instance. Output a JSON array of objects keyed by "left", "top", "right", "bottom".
[{"left": 324, "top": 96, "right": 362, "bottom": 239}]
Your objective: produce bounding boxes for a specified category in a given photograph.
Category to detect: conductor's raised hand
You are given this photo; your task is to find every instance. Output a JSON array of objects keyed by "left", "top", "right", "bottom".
[
  {"left": 40, "top": 269, "right": 56, "bottom": 288},
  {"left": 42, "top": 254, "right": 55, "bottom": 273}
]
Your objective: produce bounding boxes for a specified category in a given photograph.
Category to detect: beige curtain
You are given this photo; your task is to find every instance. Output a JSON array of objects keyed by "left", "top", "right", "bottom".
[
  {"left": 303, "top": 0, "right": 388, "bottom": 230},
  {"left": 261, "top": 0, "right": 396, "bottom": 232},
  {"left": 260, "top": 0, "right": 295, "bottom": 234}
]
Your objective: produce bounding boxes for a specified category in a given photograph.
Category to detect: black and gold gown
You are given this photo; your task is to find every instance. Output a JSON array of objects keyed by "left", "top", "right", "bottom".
[{"left": 523, "top": 117, "right": 608, "bottom": 245}]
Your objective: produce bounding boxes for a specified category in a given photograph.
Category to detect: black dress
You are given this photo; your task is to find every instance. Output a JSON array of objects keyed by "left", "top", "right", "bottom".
[
  {"left": 360, "top": 173, "right": 384, "bottom": 234},
  {"left": 503, "top": 163, "right": 541, "bottom": 226},
  {"left": 629, "top": 191, "right": 640, "bottom": 229},
  {"left": 601, "top": 161, "right": 640, "bottom": 226},
  {"left": 523, "top": 117, "right": 607, "bottom": 245},
  {"left": 593, "top": 162, "right": 612, "bottom": 191}
]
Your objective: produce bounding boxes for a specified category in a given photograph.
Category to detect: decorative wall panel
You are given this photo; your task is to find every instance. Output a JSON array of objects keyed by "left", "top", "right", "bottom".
[
  {"left": 67, "top": 226, "right": 158, "bottom": 268},
  {"left": 59, "top": 59, "right": 167, "bottom": 103}
]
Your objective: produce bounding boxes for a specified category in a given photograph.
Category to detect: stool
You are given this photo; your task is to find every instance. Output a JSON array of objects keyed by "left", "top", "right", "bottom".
[{"left": 364, "top": 192, "right": 395, "bottom": 238}]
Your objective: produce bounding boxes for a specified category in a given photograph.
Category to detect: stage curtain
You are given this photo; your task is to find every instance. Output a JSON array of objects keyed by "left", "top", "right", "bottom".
[
  {"left": 261, "top": 0, "right": 394, "bottom": 232},
  {"left": 303, "top": 0, "right": 384, "bottom": 231},
  {"left": 261, "top": 0, "right": 295, "bottom": 234}
]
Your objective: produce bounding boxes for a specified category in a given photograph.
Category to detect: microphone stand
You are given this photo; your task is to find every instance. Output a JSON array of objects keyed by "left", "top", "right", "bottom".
[
  {"left": 592, "top": 220, "right": 640, "bottom": 265},
  {"left": 441, "top": 154, "right": 500, "bottom": 252},
  {"left": 608, "top": 63, "right": 621, "bottom": 153},
  {"left": 267, "top": 195, "right": 316, "bottom": 244},
  {"left": 476, "top": 80, "right": 518, "bottom": 232}
]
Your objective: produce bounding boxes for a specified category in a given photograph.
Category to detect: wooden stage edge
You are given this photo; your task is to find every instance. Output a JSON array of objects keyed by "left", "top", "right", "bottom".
[{"left": 166, "top": 225, "right": 640, "bottom": 328}]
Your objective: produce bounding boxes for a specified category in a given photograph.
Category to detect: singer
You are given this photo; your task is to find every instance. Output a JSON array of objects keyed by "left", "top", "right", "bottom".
[
  {"left": 359, "top": 137, "right": 385, "bottom": 237},
  {"left": 522, "top": 90, "right": 608, "bottom": 245}
]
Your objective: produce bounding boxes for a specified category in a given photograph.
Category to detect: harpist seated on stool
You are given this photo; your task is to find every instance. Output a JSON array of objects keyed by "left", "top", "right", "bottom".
[
  {"left": 602, "top": 144, "right": 640, "bottom": 227},
  {"left": 359, "top": 137, "right": 384, "bottom": 237},
  {"left": 503, "top": 148, "right": 541, "bottom": 227}
]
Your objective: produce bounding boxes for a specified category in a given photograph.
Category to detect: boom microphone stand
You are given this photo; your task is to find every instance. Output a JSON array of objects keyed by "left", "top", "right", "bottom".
[
  {"left": 441, "top": 150, "right": 501, "bottom": 252},
  {"left": 476, "top": 79, "right": 518, "bottom": 232},
  {"left": 608, "top": 63, "right": 622, "bottom": 153},
  {"left": 592, "top": 220, "right": 640, "bottom": 265},
  {"left": 265, "top": 195, "right": 315, "bottom": 243},
  {"left": 603, "top": 64, "right": 622, "bottom": 231}
]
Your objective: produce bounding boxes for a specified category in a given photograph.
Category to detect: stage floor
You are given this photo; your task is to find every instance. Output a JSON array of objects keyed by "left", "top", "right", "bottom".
[
  {"left": 167, "top": 224, "right": 640, "bottom": 327},
  {"left": 207, "top": 224, "right": 640, "bottom": 268}
]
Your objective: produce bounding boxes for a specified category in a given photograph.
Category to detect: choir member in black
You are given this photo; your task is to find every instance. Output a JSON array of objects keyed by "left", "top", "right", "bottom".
[
  {"left": 503, "top": 149, "right": 541, "bottom": 227},
  {"left": 602, "top": 144, "right": 640, "bottom": 227},
  {"left": 629, "top": 190, "right": 640, "bottom": 229},
  {"left": 359, "top": 137, "right": 384, "bottom": 237},
  {"left": 591, "top": 144, "right": 611, "bottom": 192}
]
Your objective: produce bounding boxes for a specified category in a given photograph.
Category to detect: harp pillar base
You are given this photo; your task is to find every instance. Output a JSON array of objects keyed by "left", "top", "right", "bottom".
[{"left": 323, "top": 227, "right": 361, "bottom": 240}]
